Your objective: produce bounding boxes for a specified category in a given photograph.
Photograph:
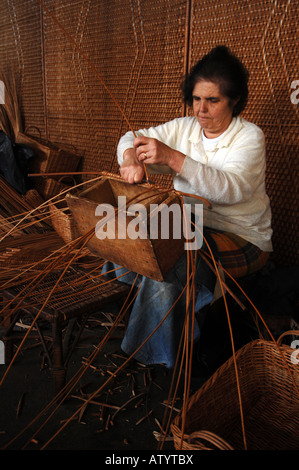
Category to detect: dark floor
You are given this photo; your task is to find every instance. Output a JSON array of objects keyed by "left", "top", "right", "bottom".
[
  {"left": 0, "top": 308, "right": 207, "bottom": 453},
  {"left": 1, "top": 291, "right": 295, "bottom": 455}
]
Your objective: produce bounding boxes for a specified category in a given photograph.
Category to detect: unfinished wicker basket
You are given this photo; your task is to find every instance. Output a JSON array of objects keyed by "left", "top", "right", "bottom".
[
  {"left": 49, "top": 200, "right": 79, "bottom": 245},
  {"left": 171, "top": 331, "right": 299, "bottom": 450}
]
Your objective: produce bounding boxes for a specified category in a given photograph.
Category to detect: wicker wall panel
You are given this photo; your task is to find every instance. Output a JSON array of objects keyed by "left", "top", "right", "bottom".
[
  {"left": 41, "top": 0, "right": 187, "bottom": 176},
  {"left": 0, "top": 0, "right": 45, "bottom": 135},
  {"left": 189, "top": 0, "right": 298, "bottom": 265}
]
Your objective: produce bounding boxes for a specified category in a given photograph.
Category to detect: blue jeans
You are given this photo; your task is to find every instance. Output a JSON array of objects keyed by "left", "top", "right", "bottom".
[{"left": 102, "top": 248, "right": 215, "bottom": 369}]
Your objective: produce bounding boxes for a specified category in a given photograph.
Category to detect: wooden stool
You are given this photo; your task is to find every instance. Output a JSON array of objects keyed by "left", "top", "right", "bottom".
[{"left": 1, "top": 265, "right": 130, "bottom": 392}]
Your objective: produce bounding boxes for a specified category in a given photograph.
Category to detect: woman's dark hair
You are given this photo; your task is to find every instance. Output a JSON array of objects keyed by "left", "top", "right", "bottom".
[{"left": 182, "top": 45, "right": 249, "bottom": 116}]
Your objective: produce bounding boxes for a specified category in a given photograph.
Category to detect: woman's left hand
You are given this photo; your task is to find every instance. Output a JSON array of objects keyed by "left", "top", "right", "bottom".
[{"left": 133, "top": 136, "right": 185, "bottom": 173}]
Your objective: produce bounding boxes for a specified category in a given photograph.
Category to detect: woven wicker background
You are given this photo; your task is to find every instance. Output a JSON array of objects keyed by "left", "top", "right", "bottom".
[
  {"left": 0, "top": 0, "right": 298, "bottom": 266},
  {"left": 188, "top": 0, "right": 298, "bottom": 267},
  {"left": 42, "top": 0, "right": 188, "bottom": 177}
]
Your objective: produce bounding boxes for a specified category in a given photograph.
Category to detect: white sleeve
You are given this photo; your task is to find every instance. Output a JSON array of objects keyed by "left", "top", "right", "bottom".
[
  {"left": 178, "top": 125, "right": 266, "bottom": 205},
  {"left": 117, "top": 130, "right": 135, "bottom": 165},
  {"left": 117, "top": 119, "right": 183, "bottom": 174}
]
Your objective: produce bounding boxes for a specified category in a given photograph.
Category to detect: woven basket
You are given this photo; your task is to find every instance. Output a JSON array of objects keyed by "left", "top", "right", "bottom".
[
  {"left": 171, "top": 331, "right": 299, "bottom": 450},
  {"left": 41, "top": 176, "right": 78, "bottom": 200},
  {"left": 22, "top": 188, "right": 45, "bottom": 208},
  {"left": 48, "top": 172, "right": 112, "bottom": 245},
  {"left": 15, "top": 128, "right": 81, "bottom": 196},
  {"left": 16, "top": 127, "right": 81, "bottom": 175},
  {"left": 49, "top": 200, "right": 79, "bottom": 245}
]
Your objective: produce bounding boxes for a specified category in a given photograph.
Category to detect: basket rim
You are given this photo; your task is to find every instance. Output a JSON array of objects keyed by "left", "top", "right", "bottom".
[
  {"left": 171, "top": 334, "right": 299, "bottom": 451},
  {"left": 172, "top": 334, "right": 299, "bottom": 423}
]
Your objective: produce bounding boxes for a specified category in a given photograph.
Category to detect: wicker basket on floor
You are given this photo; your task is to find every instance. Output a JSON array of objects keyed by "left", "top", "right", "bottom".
[{"left": 171, "top": 331, "right": 299, "bottom": 450}]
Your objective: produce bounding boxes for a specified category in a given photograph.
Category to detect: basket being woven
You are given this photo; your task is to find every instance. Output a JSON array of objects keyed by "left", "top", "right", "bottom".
[
  {"left": 171, "top": 331, "right": 299, "bottom": 450},
  {"left": 49, "top": 200, "right": 79, "bottom": 245}
]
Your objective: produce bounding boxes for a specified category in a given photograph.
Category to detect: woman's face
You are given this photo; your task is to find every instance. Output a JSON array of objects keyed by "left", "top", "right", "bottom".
[{"left": 192, "top": 80, "right": 235, "bottom": 138}]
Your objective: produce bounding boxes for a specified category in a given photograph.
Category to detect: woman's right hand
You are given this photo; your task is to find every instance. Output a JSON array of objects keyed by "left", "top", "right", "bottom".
[{"left": 119, "top": 148, "right": 144, "bottom": 184}]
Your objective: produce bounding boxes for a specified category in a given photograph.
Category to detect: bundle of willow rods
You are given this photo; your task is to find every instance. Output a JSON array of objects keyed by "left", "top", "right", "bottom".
[
  {"left": 0, "top": 176, "right": 51, "bottom": 238},
  {"left": 0, "top": 232, "right": 65, "bottom": 287}
]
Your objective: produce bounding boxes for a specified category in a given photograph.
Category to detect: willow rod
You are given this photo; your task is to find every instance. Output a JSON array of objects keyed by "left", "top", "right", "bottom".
[{"left": 35, "top": 0, "right": 149, "bottom": 181}]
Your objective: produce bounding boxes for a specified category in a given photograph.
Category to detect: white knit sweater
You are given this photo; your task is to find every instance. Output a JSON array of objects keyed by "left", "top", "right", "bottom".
[{"left": 117, "top": 116, "right": 273, "bottom": 251}]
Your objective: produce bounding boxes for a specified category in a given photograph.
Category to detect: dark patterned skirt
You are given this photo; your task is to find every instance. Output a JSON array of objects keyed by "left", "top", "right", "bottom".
[{"left": 202, "top": 228, "right": 270, "bottom": 279}]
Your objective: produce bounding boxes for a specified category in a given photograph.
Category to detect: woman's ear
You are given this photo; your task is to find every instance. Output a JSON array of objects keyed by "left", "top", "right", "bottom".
[{"left": 230, "top": 96, "right": 240, "bottom": 115}]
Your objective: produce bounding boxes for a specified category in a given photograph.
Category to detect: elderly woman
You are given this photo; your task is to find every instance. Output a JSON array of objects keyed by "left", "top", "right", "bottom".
[{"left": 104, "top": 45, "right": 272, "bottom": 369}]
